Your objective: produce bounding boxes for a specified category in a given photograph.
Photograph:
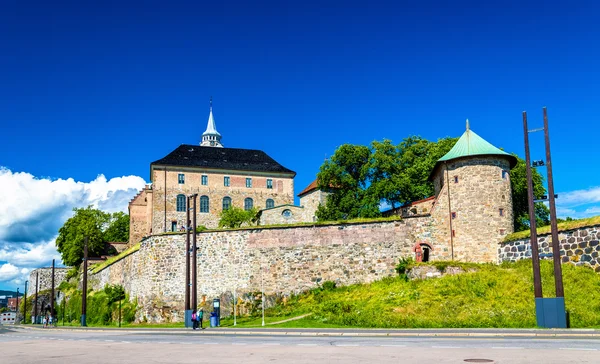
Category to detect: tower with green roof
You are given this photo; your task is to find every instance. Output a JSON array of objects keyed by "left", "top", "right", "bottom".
[{"left": 427, "top": 120, "right": 517, "bottom": 263}]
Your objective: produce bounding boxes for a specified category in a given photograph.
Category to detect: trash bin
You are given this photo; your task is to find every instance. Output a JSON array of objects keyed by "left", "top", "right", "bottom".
[{"left": 210, "top": 312, "right": 217, "bottom": 327}]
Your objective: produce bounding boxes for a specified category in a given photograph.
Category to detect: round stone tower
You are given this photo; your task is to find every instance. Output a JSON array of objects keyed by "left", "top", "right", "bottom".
[{"left": 428, "top": 121, "right": 517, "bottom": 263}]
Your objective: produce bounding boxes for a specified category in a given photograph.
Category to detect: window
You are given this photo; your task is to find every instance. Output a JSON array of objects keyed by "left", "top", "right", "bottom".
[
  {"left": 200, "top": 195, "right": 209, "bottom": 213},
  {"left": 224, "top": 176, "right": 230, "bottom": 187},
  {"left": 176, "top": 194, "right": 186, "bottom": 212},
  {"left": 282, "top": 209, "right": 292, "bottom": 218},
  {"left": 266, "top": 199, "right": 274, "bottom": 209},
  {"left": 451, "top": 211, "right": 457, "bottom": 219},
  {"left": 499, "top": 208, "right": 504, "bottom": 216},
  {"left": 201, "top": 175, "right": 208, "bottom": 186},
  {"left": 171, "top": 221, "right": 177, "bottom": 232},
  {"left": 246, "top": 178, "right": 252, "bottom": 188},
  {"left": 222, "top": 196, "right": 231, "bottom": 211},
  {"left": 267, "top": 179, "right": 273, "bottom": 189},
  {"left": 502, "top": 170, "right": 508, "bottom": 179},
  {"left": 500, "top": 229, "right": 506, "bottom": 235},
  {"left": 452, "top": 229, "right": 456, "bottom": 237},
  {"left": 244, "top": 197, "right": 253, "bottom": 210},
  {"left": 454, "top": 176, "right": 459, "bottom": 183},
  {"left": 178, "top": 174, "right": 185, "bottom": 184}
]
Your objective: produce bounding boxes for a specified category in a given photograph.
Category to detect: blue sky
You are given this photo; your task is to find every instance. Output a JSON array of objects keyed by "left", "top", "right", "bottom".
[{"left": 1, "top": 1, "right": 599, "bottom": 291}]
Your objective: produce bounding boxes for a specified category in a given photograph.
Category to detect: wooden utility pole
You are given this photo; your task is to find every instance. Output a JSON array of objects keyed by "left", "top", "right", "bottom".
[
  {"left": 523, "top": 111, "right": 543, "bottom": 298},
  {"left": 543, "top": 107, "right": 564, "bottom": 298},
  {"left": 81, "top": 236, "right": 88, "bottom": 326}
]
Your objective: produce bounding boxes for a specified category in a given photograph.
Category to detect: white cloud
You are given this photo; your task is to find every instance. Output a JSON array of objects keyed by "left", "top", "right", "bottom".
[
  {"left": 0, "top": 167, "right": 146, "bottom": 290},
  {"left": 0, "top": 263, "right": 19, "bottom": 282},
  {"left": 556, "top": 185, "right": 600, "bottom": 219}
]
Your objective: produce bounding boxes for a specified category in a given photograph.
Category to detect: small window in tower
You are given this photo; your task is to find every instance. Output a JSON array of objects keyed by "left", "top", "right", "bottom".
[
  {"left": 451, "top": 212, "right": 457, "bottom": 219},
  {"left": 499, "top": 208, "right": 504, "bottom": 216},
  {"left": 502, "top": 170, "right": 508, "bottom": 179},
  {"left": 267, "top": 179, "right": 273, "bottom": 189},
  {"left": 454, "top": 176, "right": 459, "bottom": 183},
  {"left": 201, "top": 175, "right": 208, "bottom": 186},
  {"left": 246, "top": 178, "right": 252, "bottom": 188},
  {"left": 452, "top": 229, "right": 456, "bottom": 237},
  {"left": 499, "top": 229, "right": 506, "bottom": 235},
  {"left": 224, "top": 176, "right": 230, "bottom": 187},
  {"left": 178, "top": 174, "right": 185, "bottom": 184}
]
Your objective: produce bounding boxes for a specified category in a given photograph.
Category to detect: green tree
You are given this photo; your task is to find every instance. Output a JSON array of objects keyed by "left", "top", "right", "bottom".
[
  {"left": 509, "top": 156, "right": 550, "bottom": 231},
  {"left": 394, "top": 136, "right": 458, "bottom": 204},
  {"left": 56, "top": 206, "right": 110, "bottom": 266},
  {"left": 218, "top": 207, "right": 258, "bottom": 228},
  {"left": 103, "top": 212, "right": 129, "bottom": 242},
  {"left": 316, "top": 144, "right": 380, "bottom": 220}
]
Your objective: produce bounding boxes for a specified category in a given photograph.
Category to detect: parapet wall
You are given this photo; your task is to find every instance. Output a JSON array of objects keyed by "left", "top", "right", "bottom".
[
  {"left": 499, "top": 225, "right": 600, "bottom": 272},
  {"left": 90, "top": 217, "right": 431, "bottom": 323}
]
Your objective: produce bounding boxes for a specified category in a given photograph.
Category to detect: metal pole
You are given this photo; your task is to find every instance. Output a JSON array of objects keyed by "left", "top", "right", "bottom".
[
  {"left": 261, "top": 263, "right": 265, "bottom": 327},
  {"left": 523, "top": 111, "right": 543, "bottom": 298},
  {"left": 81, "top": 236, "right": 88, "bottom": 326},
  {"left": 35, "top": 272, "right": 39, "bottom": 324},
  {"left": 16, "top": 288, "right": 19, "bottom": 323},
  {"left": 24, "top": 281, "right": 28, "bottom": 325},
  {"left": 185, "top": 196, "right": 191, "bottom": 312},
  {"left": 51, "top": 259, "right": 55, "bottom": 322},
  {"left": 192, "top": 194, "right": 198, "bottom": 310},
  {"left": 445, "top": 163, "right": 454, "bottom": 260},
  {"left": 543, "top": 107, "right": 564, "bottom": 298}
]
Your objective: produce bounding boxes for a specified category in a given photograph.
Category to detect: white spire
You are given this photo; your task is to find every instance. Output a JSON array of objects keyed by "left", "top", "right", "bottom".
[{"left": 200, "top": 97, "right": 223, "bottom": 147}]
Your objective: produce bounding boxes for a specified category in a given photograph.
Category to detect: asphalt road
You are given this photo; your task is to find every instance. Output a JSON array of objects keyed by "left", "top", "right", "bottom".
[{"left": 1, "top": 325, "right": 599, "bottom": 363}]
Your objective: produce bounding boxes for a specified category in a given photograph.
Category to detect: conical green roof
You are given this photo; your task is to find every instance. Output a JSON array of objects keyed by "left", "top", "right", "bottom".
[{"left": 430, "top": 121, "right": 517, "bottom": 180}]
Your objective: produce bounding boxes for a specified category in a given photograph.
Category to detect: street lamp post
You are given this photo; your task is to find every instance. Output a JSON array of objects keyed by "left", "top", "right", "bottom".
[
  {"left": 81, "top": 236, "right": 88, "bottom": 327},
  {"left": 16, "top": 288, "right": 19, "bottom": 323},
  {"left": 24, "top": 281, "right": 28, "bottom": 325}
]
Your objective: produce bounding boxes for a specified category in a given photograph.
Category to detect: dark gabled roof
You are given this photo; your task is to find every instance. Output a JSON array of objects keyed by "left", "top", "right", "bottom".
[{"left": 151, "top": 145, "right": 296, "bottom": 176}]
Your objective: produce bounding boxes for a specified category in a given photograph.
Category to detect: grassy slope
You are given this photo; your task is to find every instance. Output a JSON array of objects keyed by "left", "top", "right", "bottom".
[{"left": 258, "top": 260, "right": 600, "bottom": 328}]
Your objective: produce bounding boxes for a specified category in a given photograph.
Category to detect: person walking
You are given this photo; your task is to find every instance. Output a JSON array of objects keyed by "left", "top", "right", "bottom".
[
  {"left": 198, "top": 308, "right": 204, "bottom": 330},
  {"left": 191, "top": 309, "right": 198, "bottom": 330}
]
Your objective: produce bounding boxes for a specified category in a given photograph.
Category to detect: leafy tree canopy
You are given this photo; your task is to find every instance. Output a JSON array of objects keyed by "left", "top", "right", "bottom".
[
  {"left": 218, "top": 207, "right": 258, "bottom": 228},
  {"left": 55, "top": 206, "right": 130, "bottom": 266},
  {"left": 316, "top": 136, "right": 457, "bottom": 220}
]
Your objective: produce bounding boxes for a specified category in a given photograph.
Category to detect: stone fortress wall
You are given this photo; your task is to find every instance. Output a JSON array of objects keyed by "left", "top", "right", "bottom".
[
  {"left": 90, "top": 217, "right": 432, "bottom": 323},
  {"left": 28, "top": 267, "right": 69, "bottom": 292},
  {"left": 499, "top": 224, "right": 600, "bottom": 272}
]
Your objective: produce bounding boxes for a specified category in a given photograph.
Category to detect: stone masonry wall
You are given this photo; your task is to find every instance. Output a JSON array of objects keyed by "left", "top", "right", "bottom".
[
  {"left": 429, "top": 156, "right": 514, "bottom": 262},
  {"left": 28, "top": 268, "right": 69, "bottom": 292},
  {"left": 259, "top": 205, "right": 310, "bottom": 225},
  {"left": 90, "top": 217, "right": 431, "bottom": 323},
  {"left": 150, "top": 168, "right": 295, "bottom": 233},
  {"left": 499, "top": 225, "right": 600, "bottom": 272}
]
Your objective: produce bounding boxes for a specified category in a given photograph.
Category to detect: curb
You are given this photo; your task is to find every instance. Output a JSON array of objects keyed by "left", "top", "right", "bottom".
[{"left": 12, "top": 326, "right": 600, "bottom": 338}]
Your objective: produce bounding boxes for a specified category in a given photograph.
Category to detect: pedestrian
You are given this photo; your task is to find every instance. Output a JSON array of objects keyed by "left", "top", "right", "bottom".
[
  {"left": 49, "top": 315, "right": 53, "bottom": 327},
  {"left": 191, "top": 309, "right": 198, "bottom": 330},
  {"left": 43, "top": 315, "right": 48, "bottom": 328},
  {"left": 198, "top": 308, "right": 204, "bottom": 329}
]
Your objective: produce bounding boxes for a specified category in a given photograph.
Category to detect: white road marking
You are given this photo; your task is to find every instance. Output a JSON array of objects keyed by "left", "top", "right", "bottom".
[
  {"left": 559, "top": 348, "right": 598, "bottom": 351},
  {"left": 492, "top": 347, "right": 524, "bottom": 349},
  {"left": 432, "top": 346, "right": 462, "bottom": 349},
  {"left": 380, "top": 344, "right": 406, "bottom": 347}
]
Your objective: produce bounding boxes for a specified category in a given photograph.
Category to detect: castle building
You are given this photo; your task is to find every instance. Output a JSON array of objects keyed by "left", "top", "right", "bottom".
[
  {"left": 425, "top": 120, "right": 517, "bottom": 262},
  {"left": 128, "top": 102, "right": 296, "bottom": 244}
]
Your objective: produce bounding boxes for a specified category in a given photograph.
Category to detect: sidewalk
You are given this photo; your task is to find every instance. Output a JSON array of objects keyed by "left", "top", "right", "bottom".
[{"left": 13, "top": 325, "right": 600, "bottom": 338}]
